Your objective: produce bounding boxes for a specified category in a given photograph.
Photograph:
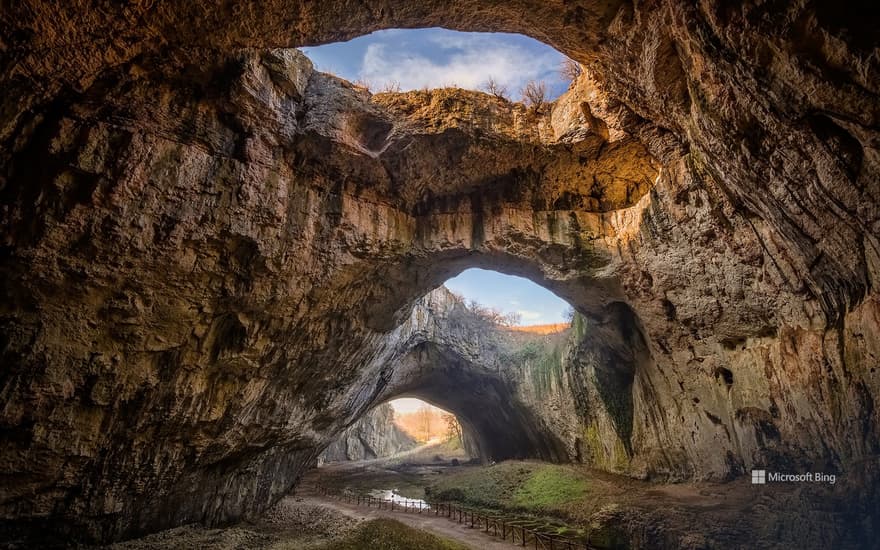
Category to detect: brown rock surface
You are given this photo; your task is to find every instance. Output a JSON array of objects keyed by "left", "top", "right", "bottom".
[{"left": 0, "top": 1, "right": 878, "bottom": 545}]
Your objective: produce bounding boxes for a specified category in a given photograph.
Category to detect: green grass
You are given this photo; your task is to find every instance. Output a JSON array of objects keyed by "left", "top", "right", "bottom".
[
  {"left": 316, "top": 518, "right": 469, "bottom": 550},
  {"left": 426, "top": 461, "right": 590, "bottom": 517},
  {"left": 512, "top": 466, "right": 588, "bottom": 509}
]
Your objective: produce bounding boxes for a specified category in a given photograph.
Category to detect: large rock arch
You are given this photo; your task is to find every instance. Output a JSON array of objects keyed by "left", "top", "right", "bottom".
[
  {"left": 368, "top": 289, "right": 574, "bottom": 464},
  {"left": 0, "top": 1, "right": 878, "bottom": 544}
]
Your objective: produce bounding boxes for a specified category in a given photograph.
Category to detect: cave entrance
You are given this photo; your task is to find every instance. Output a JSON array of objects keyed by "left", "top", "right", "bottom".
[
  {"left": 389, "top": 398, "right": 464, "bottom": 447},
  {"left": 320, "top": 398, "right": 469, "bottom": 465},
  {"left": 299, "top": 27, "right": 577, "bottom": 100},
  {"left": 337, "top": 249, "right": 651, "bottom": 468}
]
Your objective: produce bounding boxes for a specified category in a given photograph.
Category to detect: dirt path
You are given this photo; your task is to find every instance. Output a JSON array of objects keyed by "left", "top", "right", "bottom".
[{"left": 299, "top": 495, "right": 517, "bottom": 550}]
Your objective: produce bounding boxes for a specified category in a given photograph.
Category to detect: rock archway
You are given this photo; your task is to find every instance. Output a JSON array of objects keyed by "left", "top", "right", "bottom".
[
  {"left": 363, "top": 287, "right": 577, "bottom": 464},
  {"left": 1, "top": 0, "right": 878, "bottom": 545},
  {"left": 385, "top": 341, "right": 568, "bottom": 463}
]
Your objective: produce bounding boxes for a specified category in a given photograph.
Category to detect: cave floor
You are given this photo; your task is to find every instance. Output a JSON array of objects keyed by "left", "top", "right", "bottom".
[
  {"left": 103, "top": 447, "right": 878, "bottom": 549},
  {"left": 102, "top": 496, "right": 362, "bottom": 550},
  {"left": 304, "top": 447, "right": 879, "bottom": 549}
]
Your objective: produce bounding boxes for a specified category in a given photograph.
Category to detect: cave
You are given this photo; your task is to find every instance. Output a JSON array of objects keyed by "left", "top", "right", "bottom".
[{"left": 0, "top": 1, "right": 879, "bottom": 548}]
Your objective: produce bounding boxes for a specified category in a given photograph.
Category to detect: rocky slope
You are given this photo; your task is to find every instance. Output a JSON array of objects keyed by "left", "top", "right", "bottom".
[
  {"left": 320, "top": 403, "right": 415, "bottom": 463},
  {"left": 0, "top": 1, "right": 878, "bottom": 544}
]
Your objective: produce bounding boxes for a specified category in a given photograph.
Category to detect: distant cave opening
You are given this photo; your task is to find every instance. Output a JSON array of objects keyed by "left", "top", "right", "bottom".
[
  {"left": 443, "top": 267, "right": 574, "bottom": 329},
  {"left": 387, "top": 398, "right": 464, "bottom": 446},
  {"left": 319, "top": 398, "right": 471, "bottom": 465},
  {"left": 298, "top": 27, "right": 578, "bottom": 101}
]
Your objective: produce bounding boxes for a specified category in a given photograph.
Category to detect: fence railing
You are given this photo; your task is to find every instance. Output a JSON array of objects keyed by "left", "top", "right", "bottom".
[{"left": 312, "top": 484, "right": 591, "bottom": 549}]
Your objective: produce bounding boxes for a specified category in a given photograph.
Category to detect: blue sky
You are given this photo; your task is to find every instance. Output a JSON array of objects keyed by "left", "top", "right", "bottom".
[
  {"left": 444, "top": 268, "right": 571, "bottom": 325},
  {"left": 301, "top": 28, "right": 570, "bottom": 99}
]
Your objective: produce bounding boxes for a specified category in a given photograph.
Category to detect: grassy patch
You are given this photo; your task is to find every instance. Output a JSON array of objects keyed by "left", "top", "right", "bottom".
[
  {"left": 316, "top": 518, "right": 468, "bottom": 550},
  {"left": 513, "top": 466, "right": 588, "bottom": 509},
  {"left": 426, "top": 461, "right": 590, "bottom": 517}
]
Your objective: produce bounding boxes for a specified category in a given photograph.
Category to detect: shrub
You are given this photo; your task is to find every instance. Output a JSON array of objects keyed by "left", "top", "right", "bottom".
[
  {"left": 380, "top": 79, "right": 401, "bottom": 93},
  {"left": 466, "top": 299, "right": 521, "bottom": 326},
  {"left": 559, "top": 57, "right": 583, "bottom": 82},
  {"left": 482, "top": 76, "right": 509, "bottom": 100},
  {"left": 521, "top": 79, "right": 547, "bottom": 112}
]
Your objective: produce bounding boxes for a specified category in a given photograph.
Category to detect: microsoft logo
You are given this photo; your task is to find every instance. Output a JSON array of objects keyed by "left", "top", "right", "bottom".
[{"left": 751, "top": 469, "right": 766, "bottom": 484}]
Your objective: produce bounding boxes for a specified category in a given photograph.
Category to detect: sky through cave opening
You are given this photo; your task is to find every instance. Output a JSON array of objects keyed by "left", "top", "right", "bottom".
[
  {"left": 300, "top": 28, "right": 575, "bottom": 100},
  {"left": 443, "top": 267, "right": 573, "bottom": 327}
]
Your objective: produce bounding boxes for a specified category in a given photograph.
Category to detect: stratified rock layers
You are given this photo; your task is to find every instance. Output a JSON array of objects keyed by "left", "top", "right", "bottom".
[{"left": 0, "top": 0, "right": 877, "bottom": 543}]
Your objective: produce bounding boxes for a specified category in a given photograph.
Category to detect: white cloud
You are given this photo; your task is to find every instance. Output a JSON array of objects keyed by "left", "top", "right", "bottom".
[
  {"left": 517, "top": 310, "right": 544, "bottom": 321},
  {"left": 358, "top": 38, "right": 561, "bottom": 94}
]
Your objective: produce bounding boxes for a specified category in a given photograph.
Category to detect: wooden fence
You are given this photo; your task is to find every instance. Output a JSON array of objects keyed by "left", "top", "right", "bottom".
[{"left": 313, "top": 485, "right": 591, "bottom": 549}]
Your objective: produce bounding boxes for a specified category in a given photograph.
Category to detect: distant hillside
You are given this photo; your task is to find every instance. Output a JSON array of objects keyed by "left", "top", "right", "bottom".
[
  {"left": 395, "top": 406, "right": 456, "bottom": 443},
  {"left": 508, "top": 323, "right": 569, "bottom": 334}
]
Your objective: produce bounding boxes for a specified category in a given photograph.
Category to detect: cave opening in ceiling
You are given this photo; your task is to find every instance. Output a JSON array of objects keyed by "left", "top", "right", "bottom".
[
  {"left": 299, "top": 27, "right": 577, "bottom": 100},
  {"left": 443, "top": 267, "right": 574, "bottom": 328}
]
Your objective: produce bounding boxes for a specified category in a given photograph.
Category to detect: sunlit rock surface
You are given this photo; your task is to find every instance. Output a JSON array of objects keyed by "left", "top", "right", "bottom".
[
  {"left": 319, "top": 403, "right": 416, "bottom": 463},
  {"left": 0, "top": 0, "right": 878, "bottom": 544}
]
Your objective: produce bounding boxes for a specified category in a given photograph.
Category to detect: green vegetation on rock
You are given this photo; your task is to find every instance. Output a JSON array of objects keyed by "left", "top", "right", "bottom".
[
  {"left": 499, "top": 313, "right": 591, "bottom": 398},
  {"left": 502, "top": 339, "right": 566, "bottom": 396},
  {"left": 571, "top": 311, "right": 588, "bottom": 342},
  {"left": 583, "top": 424, "right": 630, "bottom": 471}
]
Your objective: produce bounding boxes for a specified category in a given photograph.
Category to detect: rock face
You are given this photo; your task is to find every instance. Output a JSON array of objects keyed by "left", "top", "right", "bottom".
[
  {"left": 319, "top": 403, "right": 415, "bottom": 463},
  {"left": 0, "top": 1, "right": 878, "bottom": 545}
]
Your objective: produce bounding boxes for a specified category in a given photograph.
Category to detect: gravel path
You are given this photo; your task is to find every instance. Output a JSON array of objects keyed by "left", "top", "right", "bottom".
[
  {"left": 300, "top": 495, "right": 518, "bottom": 550},
  {"left": 103, "top": 494, "right": 516, "bottom": 550}
]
